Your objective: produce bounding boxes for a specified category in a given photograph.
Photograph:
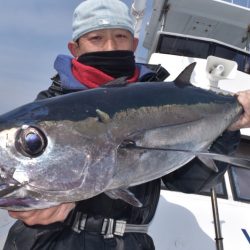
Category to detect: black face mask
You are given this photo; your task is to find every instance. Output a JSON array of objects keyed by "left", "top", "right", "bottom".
[{"left": 77, "top": 50, "right": 136, "bottom": 78}]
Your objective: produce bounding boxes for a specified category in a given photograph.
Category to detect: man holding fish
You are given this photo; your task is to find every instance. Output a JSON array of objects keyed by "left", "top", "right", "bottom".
[
  {"left": 229, "top": 90, "right": 250, "bottom": 130},
  {"left": 3, "top": 0, "right": 250, "bottom": 249}
]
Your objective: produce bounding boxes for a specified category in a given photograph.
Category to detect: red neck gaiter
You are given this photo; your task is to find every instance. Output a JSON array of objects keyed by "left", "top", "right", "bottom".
[{"left": 72, "top": 59, "right": 139, "bottom": 89}]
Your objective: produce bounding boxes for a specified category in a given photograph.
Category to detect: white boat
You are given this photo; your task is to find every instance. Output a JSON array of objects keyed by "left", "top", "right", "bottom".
[{"left": 130, "top": 0, "right": 250, "bottom": 249}]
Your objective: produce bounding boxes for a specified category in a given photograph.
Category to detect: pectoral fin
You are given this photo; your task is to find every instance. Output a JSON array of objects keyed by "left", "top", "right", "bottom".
[
  {"left": 196, "top": 152, "right": 250, "bottom": 170},
  {"left": 103, "top": 76, "right": 128, "bottom": 87},
  {"left": 198, "top": 155, "right": 219, "bottom": 172},
  {"left": 121, "top": 143, "right": 250, "bottom": 171},
  {"left": 105, "top": 188, "right": 142, "bottom": 207}
]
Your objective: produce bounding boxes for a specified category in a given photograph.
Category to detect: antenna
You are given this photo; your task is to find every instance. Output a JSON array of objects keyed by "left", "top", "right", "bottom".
[
  {"left": 243, "top": 24, "right": 250, "bottom": 51},
  {"left": 247, "top": 24, "right": 250, "bottom": 51}
]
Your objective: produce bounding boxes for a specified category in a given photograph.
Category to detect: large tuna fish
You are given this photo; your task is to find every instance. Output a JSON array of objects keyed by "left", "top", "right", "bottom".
[{"left": 0, "top": 64, "right": 247, "bottom": 210}]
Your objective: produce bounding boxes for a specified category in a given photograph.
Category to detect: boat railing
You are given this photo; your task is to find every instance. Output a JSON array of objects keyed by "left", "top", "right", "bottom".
[
  {"left": 154, "top": 32, "right": 250, "bottom": 75},
  {"left": 223, "top": 0, "right": 250, "bottom": 8}
]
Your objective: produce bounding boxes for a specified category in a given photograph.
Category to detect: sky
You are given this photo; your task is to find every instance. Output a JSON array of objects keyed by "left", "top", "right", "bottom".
[
  {"left": 0, "top": 0, "right": 149, "bottom": 114},
  {"left": 1, "top": 0, "right": 248, "bottom": 115}
]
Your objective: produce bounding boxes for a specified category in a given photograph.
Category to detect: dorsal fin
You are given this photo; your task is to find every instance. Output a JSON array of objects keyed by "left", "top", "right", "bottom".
[
  {"left": 96, "top": 109, "right": 111, "bottom": 123},
  {"left": 105, "top": 188, "right": 142, "bottom": 207},
  {"left": 175, "top": 62, "right": 197, "bottom": 87},
  {"left": 103, "top": 76, "right": 128, "bottom": 87}
]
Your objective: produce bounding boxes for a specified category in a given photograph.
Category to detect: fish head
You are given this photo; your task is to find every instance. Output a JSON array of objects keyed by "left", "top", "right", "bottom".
[{"left": 0, "top": 100, "right": 114, "bottom": 210}]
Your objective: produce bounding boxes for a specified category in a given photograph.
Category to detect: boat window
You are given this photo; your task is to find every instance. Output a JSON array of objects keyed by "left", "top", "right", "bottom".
[
  {"left": 161, "top": 177, "right": 228, "bottom": 198},
  {"left": 214, "top": 45, "right": 250, "bottom": 73},
  {"left": 229, "top": 167, "right": 250, "bottom": 202},
  {"left": 156, "top": 35, "right": 210, "bottom": 58},
  {"left": 156, "top": 34, "right": 250, "bottom": 74},
  {"left": 228, "top": 139, "right": 250, "bottom": 203},
  {"left": 200, "top": 181, "right": 227, "bottom": 198}
]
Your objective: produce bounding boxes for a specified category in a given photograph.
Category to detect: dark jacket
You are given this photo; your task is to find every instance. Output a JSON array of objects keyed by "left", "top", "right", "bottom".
[{"left": 4, "top": 55, "right": 240, "bottom": 250}]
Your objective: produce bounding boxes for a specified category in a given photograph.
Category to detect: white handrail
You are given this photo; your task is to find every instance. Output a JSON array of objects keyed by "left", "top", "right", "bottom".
[
  {"left": 222, "top": 0, "right": 250, "bottom": 8},
  {"left": 130, "top": 0, "right": 147, "bottom": 38}
]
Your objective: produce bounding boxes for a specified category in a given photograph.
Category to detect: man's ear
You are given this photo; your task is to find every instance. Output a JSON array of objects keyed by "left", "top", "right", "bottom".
[
  {"left": 133, "top": 38, "right": 139, "bottom": 52},
  {"left": 68, "top": 41, "right": 79, "bottom": 57}
]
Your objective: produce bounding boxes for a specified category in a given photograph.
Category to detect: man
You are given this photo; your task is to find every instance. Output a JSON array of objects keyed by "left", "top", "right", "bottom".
[
  {"left": 229, "top": 90, "right": 250, "bottom": 130},
  {"left": 3, "top": 0, "right": 250, "bottom": 249}
]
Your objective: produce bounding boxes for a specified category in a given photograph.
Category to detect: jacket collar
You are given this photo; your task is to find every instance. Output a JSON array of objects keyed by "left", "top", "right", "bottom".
[{"left": 54, "top": 54, "right": 156, "bottom": 90}]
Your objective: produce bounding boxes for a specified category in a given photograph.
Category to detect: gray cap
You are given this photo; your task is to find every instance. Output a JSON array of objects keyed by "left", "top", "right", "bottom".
[{"left": 72, "top": 0, "right": 134, "bottom": 41}]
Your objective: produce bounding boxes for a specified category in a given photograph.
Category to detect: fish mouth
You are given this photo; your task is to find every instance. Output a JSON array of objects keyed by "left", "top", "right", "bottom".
[
  {"left": 0, "top": 183, "right": 59, "bottom": 211},
  {"left": 0, "top": 167, "right": 60, "bottom": 210},
  {"left": 0, "top": 166, "right": 23, "bottom": 196},
  {"left": 0, "top": 182, "right": 23, "bottom": 197},
  {"left": 0, "top": 182, "right": 34, "bottom": 210},
  {"left": 0, "top": 194, "right": 61, "bottom": 211},
  {"left": 0, "top": 197, "right": 37, "bottom": 210}
]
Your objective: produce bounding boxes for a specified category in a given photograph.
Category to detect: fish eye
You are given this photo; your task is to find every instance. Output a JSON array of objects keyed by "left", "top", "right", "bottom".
[{"left": 15, "top": 126, "right": 47, "bottom": 157}]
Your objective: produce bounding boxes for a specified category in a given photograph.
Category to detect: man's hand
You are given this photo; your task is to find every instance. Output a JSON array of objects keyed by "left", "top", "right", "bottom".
[
  {"left": 229, "top": 90, "right": 250, "bottom": 131},
  {"left": 8, "top": 203, "right": 75, "bottom": 226}
]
